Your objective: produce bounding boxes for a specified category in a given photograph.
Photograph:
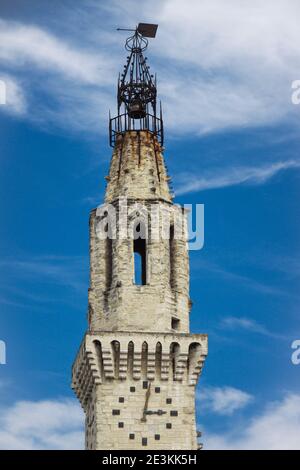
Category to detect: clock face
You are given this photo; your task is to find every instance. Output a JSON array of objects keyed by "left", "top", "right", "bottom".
[{"left": 110, "top": 381, "right": 179, "bottom": 448}]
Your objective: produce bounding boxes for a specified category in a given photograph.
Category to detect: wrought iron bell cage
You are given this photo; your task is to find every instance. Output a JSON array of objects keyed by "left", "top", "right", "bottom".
[{"left": 109, "top": 24, "right": 163, "bottom": 147}]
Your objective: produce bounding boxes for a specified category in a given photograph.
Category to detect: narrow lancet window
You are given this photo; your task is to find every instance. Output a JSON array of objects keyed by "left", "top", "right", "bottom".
[
  {"left": 169, "top": 224, "right": 175, "bottom": 288},
  {"left": 105, "top": 223, "right": 113, "bottom": 289},
  {"left": 133, "top": 222, "right": 146, "bottom": 285}
]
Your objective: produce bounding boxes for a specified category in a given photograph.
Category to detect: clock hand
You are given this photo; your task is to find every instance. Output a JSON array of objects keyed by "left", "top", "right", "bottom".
[
  {"left": 145, "top": 409, "right": 166, "bottom": 415},
  {"left": 141, "top": 383, "right": 151, "bottom": 422}
]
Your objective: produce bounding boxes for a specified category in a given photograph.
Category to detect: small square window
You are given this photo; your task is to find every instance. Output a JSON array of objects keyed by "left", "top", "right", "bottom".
[
  {"left": 166, "top": 398, "right": 172, "bottom": 404},
  {"left": 143, "top": 381, "right": 148, "bottom": 389},
  {"left": 155, "top": 387, "right": 160, "bottom": 393},
  {"left": 118, "top": 422, "right": 124, "bottom": 428},
  {"left": 112, "top": 409, "right": 120, "bottom": 416},
  {"left": 170, "top": 410, "right": 178, "bottom": 417},
  {"left": 119, "top": 397, "right": 124, "bottom": 403},
  {"left": 155, "top": 434, "right": 160, "bottom": 441},
  {"left": 130, "top": 386, "right": 136, "bottom": 392},
  {"left": 142, "top": 437, "right": 147, "bottom": 446},
  {"left": 166, "top": 423, "right": 172, "bottom": 429},
  {"left": 129, "top": 434, "right": 135, "bottom": 440},
  {"left": 171, "top": 317, "right": 180, "bottom": 330}
]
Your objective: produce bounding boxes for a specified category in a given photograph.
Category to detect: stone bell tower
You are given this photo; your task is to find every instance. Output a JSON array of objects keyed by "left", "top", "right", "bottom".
[{"left": 72, "top": 23, "right": 208, "bottom": 450}]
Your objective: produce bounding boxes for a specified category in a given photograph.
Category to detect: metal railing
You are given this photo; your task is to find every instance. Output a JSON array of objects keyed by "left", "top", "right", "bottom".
[{"left": 109, "top": 112, "right": 164, "bottom": 147}]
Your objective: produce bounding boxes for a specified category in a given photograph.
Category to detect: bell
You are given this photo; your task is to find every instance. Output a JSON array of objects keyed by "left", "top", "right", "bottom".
[{"left": 128, "top": 98, "right": 146, "bottom": 119}]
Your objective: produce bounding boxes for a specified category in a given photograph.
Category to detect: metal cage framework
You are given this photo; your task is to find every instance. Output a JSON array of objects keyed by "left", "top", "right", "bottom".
[{"left": 109, "top": 24, "right": 163, "bottom": 147}]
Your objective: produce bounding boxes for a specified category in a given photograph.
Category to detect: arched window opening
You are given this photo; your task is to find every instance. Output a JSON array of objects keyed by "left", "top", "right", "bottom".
[
  {"left": 141, "top": 342, "right": 148, "bottom": 380},
  {"left": 155, "top": 342, "right": 162, "bottom": 380},
  {"left": 133, "top": 222, "right": 146, "bottom": 285},
  {"left": 187, "top": 342, "right": 201, "bottom": 380},
  {"left": 94, "top": 340, "right": 104, "bottom": 383},
  {"left": 170, "top": 342, "right": 180, "bottom": 381},
  {"left": 127, "top": 341, "right": 134, "bottom": 380},
  {"left": 111, "top": 340, "right": 120, "bottom": 379}
]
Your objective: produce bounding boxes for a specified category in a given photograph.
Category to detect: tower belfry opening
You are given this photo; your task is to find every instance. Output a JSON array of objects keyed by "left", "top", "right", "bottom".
[
  {"left": 72, "top": 23, "right": 208, "bottom": 451},
  {"left": 133, "top": 238, "right": 146, "bottom": 285}
]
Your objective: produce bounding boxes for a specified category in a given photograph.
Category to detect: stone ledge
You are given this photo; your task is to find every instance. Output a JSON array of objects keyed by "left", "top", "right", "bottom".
[{"left": 72, "top": 332, "right": 208, "bottom": 410}]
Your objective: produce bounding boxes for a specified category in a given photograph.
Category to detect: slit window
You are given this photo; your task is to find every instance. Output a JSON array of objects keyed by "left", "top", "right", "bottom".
[
  {"left": 133, "top": 223, "right": 146, "bottom": 285},
  {"left": 169, "top": 225, "right": 175, "bottom": 288},
  {"left": 106, "top": 232, "right": 112, "bottom": 289}
]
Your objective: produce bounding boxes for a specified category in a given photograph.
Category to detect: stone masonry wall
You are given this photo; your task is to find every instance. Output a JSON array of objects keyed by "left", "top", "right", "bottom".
[
  {"left": 105, "top": 131, "right": 172, "bottom": 203},
  {"left": 72, "top": 332, "right": 208, "bottom": 450},
  {"left": 88, "top": 198, "right": 191, "bottom": 333},
  {"left": 72, "top": 130, "right": 208, "bottom": 450}
]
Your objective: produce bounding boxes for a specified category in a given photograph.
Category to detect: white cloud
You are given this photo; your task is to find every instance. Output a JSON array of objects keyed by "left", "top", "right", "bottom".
[
  {"left": 1, "top": 1, "right": 300, "bottom": 135},
  {"left": 109, "top": 0, "right": 300, "bottom": 134},
  {"left": 153, "top": 0, "right": 300, "bottom": 68},
  {"left": 161, "top": 77, "right": 284, "bottom": 136},
  {"left": 0, "top": 20, "right": 114, "bottom": 85},
  {"left": 205, "top": 393, "right": 300, "bottom": 450},
  {"left": 0, "top": 398, "right": 84, "bottom": 450},
  {"left": 175, "top": 160, "right": 300, "bottom": 194},
  {"left": 0, "top": 74, "right": 26, "bottom": 115},
  {"left": 1, "top": 393, "right": 299, "bottom": 450},
  {"left": 200, "top": 386, "right": 253, "bottom": 416},
  {"left": 0, "top": 18, "right": 117, "bottom": 132}
]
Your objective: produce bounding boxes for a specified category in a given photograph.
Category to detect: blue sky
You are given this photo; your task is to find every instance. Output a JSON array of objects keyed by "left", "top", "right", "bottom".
[{"left": 0, "top": 0, "right": 300, "bottom": 449}]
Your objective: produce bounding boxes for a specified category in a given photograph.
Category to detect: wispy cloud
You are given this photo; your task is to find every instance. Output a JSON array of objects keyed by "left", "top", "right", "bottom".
[
  {"left": 221, "top": 316, "right": 287, "bottom": 340},
  {"left": 193, "top": 258, "right": 287, "bottom": 297},
  {"left": 1, "top": 0, "right": 300, "bottom": 135},
  {"left": 248, "top": 253, "right": 300, "bottom": 281},
  {"left": 199, "top": 386, "right": 253, "bottom": 416},
  {"left": 175, "top": 160, "right": 300, "bottom": 195},
  {"left": 0, "top": 255, "right": 87, "bottom": 292},
  {"left": 0, "top": 398, "right": 84, "bottom": 450},
  {"left": 150, "top": 0, "right": 300, "bottom": 134},
  {"left": 0, "top": 20, "right": 114, "bottom": 85},
  {"left": 0, "top": 255, "right": 88, "bottom": 310},
  {"left": 205, "top": 393, "right": 300, "bottom": 449},
  {"left": 0, "top": 18, "right": 116, "bottom": 132}
]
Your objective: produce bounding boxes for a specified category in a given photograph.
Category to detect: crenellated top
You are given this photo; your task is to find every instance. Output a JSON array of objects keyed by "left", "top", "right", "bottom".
[
  {"left": 72, "top": 332, "right": 208, "bottom": 410},
  {"left": 105, "top": 130, "right": 172, "bottom": 203}
]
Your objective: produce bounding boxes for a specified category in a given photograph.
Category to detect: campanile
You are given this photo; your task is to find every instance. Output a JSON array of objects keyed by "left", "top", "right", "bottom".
[{"left": 72, "top": 23, "right": 208, "bottom": 450}]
